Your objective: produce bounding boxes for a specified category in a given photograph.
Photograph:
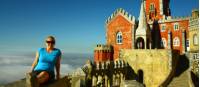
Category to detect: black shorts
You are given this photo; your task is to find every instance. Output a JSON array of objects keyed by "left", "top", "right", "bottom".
[{"left": 32, "top": 70, "right": 55, "bottom": 83}]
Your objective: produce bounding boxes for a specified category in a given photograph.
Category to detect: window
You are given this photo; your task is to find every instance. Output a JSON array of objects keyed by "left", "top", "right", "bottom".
[
  {"left": 193, "top": 53, "right": 199, "bottom": 60},
  {"left": 161, "top": 38, "right": 167, "bottom": 48},
  {"left": 116, "top": 32, "right": 122, "bottom": 44},
  {"left": 193, "top": 34, "right": 198, "bottom": 45},
  {"left": 186, "top": 40, "right": 189, "bottom": 47},
  {"left": 173, "top": 37, "right": 180, "bottom": 46},
  {"left": 174, "top": 23, "right": 179, "bottom": 31},
  {"left": 161, "top": 24, "right": 166, "bottom": 32},
  {"left": 196, "top": 53, "right": 199, "bottom": 59},
  {"left": 150, "top": 3, "right": 155, "bottom": 12}
]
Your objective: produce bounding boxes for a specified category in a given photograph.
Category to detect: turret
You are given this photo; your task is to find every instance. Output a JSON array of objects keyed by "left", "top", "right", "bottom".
[{"left": 135, "top": 0, "right": 151, "bottom": 49}]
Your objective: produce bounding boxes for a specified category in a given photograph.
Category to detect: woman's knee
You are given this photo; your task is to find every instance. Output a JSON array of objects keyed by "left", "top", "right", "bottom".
[{"left": 37, "top": 71, "right": 50, "bottom": 84}]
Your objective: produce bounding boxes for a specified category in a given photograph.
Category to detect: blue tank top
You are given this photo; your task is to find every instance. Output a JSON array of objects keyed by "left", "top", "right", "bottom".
[{"left": 34, "top": 48, "right": 61, "bottom": 72}]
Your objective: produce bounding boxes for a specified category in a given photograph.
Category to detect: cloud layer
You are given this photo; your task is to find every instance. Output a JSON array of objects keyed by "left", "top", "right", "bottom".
[{"left": 0, "top": 53, "right": 92, "bottom": 84}]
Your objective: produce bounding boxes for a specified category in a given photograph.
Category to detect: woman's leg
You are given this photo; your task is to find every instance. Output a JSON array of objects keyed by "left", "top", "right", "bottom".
[{"left": 36, "top": 71, "right": 50, "bottom": 84}]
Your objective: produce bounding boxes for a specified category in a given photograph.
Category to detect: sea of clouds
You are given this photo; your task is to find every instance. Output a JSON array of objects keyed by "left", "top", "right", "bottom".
[{"left": 0, "top": 53, "right": 92, "bottom": 85}]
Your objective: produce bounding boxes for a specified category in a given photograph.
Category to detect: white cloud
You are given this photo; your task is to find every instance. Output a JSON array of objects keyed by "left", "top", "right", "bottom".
[
  {"left": 0, "top": 55, "right": 34, "bottom": 65},
  {"left": 60, "top": 64, "right": 75, "bottom": 75},
  {"left": 0, "top": 65, "right": 30, "bottom": 84},
  {"left": 0, "top": 64, "right": 76, "bottom": 84},
  {"left": 0, "top": 53, "right": 90, "bottom": 84}
]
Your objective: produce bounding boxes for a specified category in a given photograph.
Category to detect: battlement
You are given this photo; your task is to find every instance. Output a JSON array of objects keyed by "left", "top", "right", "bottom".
[
  {"left": 192, "top": 9, "right": 199, "bottom": 12},
  {"left": 105, "top": 8, "right": 135, "bottom": 25},
  {"left": 94, "top": 60, "right": 128, "bottom": 70},
  {"left": 94, "top": 44, "right": 113, "bottom": 51},
  {"left": 158, "top": 16, "right": 190, "bottom": 23}
]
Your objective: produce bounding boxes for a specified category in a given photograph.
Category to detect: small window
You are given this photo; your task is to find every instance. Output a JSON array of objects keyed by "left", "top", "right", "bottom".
[
  {"left": 173, "top": 37, "right": 180, "bottom": 46},
  {"left": 116, "top": 32, "right": 122, "bottom": 44},
  {"left": 161, "top": 24, "right": 166, "bottom": 32},
  {"left": 174, "top": 23, "right": 179, "bottom": 31},
  {"left": 193, "top": 34, "right": 198, "bottom": 45},
  {"left": 193, "top": 53, "right": 199, "bottom": 60},
  {"left": 186, "top": 40, "right": 189, "bottom": 47},
  {"left": 150, "top": 3, "right": 155, "bottom": 12},
  {"left": 161, "top": 38, "right": 167, "bottom": 48}
]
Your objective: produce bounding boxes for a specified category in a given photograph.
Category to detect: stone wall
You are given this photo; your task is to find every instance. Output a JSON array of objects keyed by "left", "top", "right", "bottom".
[
  {"left": 121, "top": 49, "right": 179, "bottom": 87},
  {"left": 189, "top": 52, "right": 199, "bottom": 76},
  {"left": 189, "top": 9, "right": 199, "bottom": 52}
]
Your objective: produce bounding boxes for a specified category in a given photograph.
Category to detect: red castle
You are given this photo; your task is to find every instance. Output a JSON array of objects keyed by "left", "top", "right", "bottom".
[{"left": 94, "top": 0, "right": 193, "bottom": 63}]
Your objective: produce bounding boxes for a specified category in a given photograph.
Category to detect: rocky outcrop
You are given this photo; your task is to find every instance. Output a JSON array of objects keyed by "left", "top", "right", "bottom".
[{"left": 1, "top": 76, "right": 71, "bottom": 87}]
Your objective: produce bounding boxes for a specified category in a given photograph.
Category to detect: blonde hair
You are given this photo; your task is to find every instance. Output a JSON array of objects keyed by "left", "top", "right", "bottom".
[{"left": 46, "top": 35, "right": 56, "bottom": 44}]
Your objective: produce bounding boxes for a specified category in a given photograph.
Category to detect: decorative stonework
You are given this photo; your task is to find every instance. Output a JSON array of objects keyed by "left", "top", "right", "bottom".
[{"left": 90, "top": 60, "right": 129, "bottom": 87}]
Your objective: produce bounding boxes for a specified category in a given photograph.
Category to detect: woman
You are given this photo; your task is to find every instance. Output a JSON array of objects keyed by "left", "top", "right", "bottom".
[{"left": 26, "top": 36, "right": 62, "bottom": 87}]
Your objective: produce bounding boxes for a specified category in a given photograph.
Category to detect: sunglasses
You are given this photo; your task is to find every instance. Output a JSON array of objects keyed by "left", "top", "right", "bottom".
[{"left": 46, "top": 41, "right": 55, "bottom": 44}]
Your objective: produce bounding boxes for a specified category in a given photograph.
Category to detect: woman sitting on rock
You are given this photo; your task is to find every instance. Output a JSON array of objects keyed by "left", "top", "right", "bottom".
[{"left": 26, "top": 36, "right": 62, "bottom": 87}]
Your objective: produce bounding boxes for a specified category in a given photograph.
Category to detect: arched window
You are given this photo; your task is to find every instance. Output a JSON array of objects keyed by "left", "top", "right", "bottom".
[
  {"left": 116, "top": 32, "right": 122, "bottom": 44},
  {"left": 150, "top": 3, "right": 155, "bottom": 12},
  {"left": 173, "top": 23, "right": 179, "bottom": 31},
  {"left": 193, "top": 34, "right": 198, "bottom": 45},
  {"left": 161, "top": 24, "right": 166, "bottom": 32},
  {"left": 173, "top": 37, "right": 180, "bottom": 46},
  {"left": 161, "top": 38, "right": 167, "bottom": 48}
]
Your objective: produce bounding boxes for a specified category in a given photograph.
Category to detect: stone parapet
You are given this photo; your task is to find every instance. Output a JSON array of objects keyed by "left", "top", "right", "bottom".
[
  {"left": 91, "top": 60, "right": 129, "bottom": 87},
  {"left": 94, "top": 44, "right": 113, "bottom": 51},
  {"left": 94, "top": 60, "right": 128, "bottom": 70},
  {"left": 158, "top": 16, "right": 190, "bottom": 23}
]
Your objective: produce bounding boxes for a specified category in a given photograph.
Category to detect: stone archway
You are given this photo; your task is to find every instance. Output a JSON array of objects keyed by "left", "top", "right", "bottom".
[
  {"left": 136, "top": 37, "right": 145, "bottom": 49},
  {"left": 138, "top": 69, "right": 144, "bottom": 84}
]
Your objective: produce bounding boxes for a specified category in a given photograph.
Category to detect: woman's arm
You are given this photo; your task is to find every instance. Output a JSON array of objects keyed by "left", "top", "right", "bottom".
[
  {"left": 30, "top": 51, "right": 39, "bottom": 72},
  {"left": 55, "top": 55, "right": 61, "bottom": 80}
]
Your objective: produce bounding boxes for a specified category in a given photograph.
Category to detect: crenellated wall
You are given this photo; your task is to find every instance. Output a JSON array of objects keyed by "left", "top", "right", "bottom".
[{"left": 105, "top": 8, "right": 135, "bottom": 25}]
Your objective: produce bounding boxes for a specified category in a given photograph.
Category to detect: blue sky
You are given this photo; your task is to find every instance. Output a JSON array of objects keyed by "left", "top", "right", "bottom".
[{"left": 0, "top": 0, "right": 198, "bottom": 54}]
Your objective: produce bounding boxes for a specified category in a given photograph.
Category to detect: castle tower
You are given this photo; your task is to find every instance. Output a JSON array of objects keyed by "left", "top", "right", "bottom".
[
  {"left": 145, "top": 0, "right": 171, "bottom": 21},
  {"left": 105, "top": 8, "right": 136, "bottom": 60},
  {"left": 135, "top": 0, "right": 151, "bottom": 49},
  {"left": 94, "top": 44, "right": 113, "bottom": 63}
]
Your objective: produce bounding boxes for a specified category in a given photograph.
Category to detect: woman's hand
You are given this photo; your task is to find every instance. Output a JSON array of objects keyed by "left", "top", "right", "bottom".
[
  {"left": 56, "top": 74, "right": 60, "bottom": 80},
  {"left": 56, "top": 56, "right": 61, "bottom": 80},
  {"left": 29, "top": 51, "right": 39, "bottom": 73}
]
